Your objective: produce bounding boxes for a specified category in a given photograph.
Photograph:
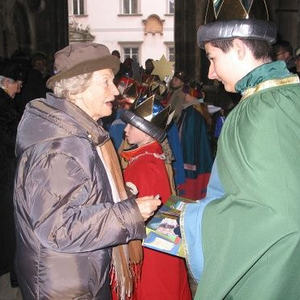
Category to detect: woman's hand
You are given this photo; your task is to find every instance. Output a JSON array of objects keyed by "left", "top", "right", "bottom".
[{"left": 136, "top": 195, "right": 161, "bottom": 221}]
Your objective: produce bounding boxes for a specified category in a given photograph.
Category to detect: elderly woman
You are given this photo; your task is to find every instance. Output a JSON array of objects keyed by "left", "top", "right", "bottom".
[{"left": 13, "top": 43, "right": 160, "bottom": 300}]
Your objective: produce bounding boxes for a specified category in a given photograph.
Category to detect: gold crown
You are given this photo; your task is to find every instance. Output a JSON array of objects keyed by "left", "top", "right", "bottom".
[
  {"left": 121, "top": 95, "right": 175, "bottom": 142},
  {"left": 132, "top": 95, "right": 174, "bottom": 129},
  {"left": 197, "top": 0, "right": 276, "bottom": 47}
]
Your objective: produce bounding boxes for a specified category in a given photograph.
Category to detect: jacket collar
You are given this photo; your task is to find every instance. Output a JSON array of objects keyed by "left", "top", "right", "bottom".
[
  {"left": 121, "top": 141, "right": 163, "bottom": 161},
  {"left": 32, "top": 93, "right": 110, "bottom": 146},
  {"left": 235, "top": 61, "right": 291, "bottom": 95}
]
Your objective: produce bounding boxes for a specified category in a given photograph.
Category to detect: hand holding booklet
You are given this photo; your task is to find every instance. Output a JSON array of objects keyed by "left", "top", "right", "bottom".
[{"left": 142, "top": 195, "right": 194, "bottom": 257}]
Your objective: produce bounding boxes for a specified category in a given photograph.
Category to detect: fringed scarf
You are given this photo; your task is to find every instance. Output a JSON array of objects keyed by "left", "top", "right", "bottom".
[
  {"left": 100, "top": 139, "right": 143, "bottom": 300},
  {"left": 160, "top": 139, "right": 176, "bottom": 195}
]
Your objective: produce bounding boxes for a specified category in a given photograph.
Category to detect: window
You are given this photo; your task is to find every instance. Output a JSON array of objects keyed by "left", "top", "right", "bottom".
[
  {"left": 73, "top": 0, "right": 85, "bottom": 15},
  {"left": 167, "top": 46, "right": 175, "bottom": 62},
  {"left": 123, "top": 46, "right": 139, "bottom": 63},
  {"left": 167, "top": 0, "right": 175, "bottom": 14},
  {"left": 122, "top": 0, "right": 138, "bottom": 14}
]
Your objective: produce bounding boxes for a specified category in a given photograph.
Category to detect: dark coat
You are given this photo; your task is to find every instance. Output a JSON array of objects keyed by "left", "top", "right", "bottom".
[
  {"left": 14, "top": 94, "right": 145, "bottom": 299},
  {"left": 17, "top": 68, "right": 48, "bottom": 114},
  {"left": 0, "top": 88, "right": 19, "bottom": 276}
]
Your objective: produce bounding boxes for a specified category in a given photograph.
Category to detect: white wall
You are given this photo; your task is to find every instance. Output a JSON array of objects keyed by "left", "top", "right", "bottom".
[{"left": 69, "top": 0, "right": 174, "bottom": 68}]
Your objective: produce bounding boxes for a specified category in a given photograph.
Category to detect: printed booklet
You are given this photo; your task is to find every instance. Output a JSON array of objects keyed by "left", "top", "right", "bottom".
[{"left": 142, "top": 195, "right": 194, "bottom": 257}]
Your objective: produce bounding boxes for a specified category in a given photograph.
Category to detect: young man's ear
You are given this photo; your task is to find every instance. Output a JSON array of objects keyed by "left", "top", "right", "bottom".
[{"left": 232, "top": 38, "right": 247, "bottom": 60}]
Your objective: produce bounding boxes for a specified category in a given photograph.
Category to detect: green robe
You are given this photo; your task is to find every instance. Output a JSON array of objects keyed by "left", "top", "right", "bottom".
[{"left": 185, "top": 61, "right": 300, "bottom": 299}]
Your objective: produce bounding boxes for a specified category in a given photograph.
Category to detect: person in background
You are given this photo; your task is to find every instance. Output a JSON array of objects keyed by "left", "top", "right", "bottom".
[
  {"left": 182, "top": 0, "right": 300, "bottom": 299},
  {"left": 177, "top": 86, "right": 213, "bottom": 200},
  {"left": 112, "top": 50, "right": 121, "bottom": 59},
  {"left": 164, "top": 71, "right": 188, "bottom": 123},
  {"left": 273, "top": 40, "right": 296, "bottom": 73},
  {"left": 18, "top": 52, "right": 49, "bottom": 114},
  {"left": 120, "top": 96, "right": 191, "bottom": 300},
  {"left": 0, "top": 62, "right": 24, "bottom": 299},
  {"left": 13, "top": 42, "right": 160, "bottom": 300},
  {"left": 294, "top": 47, "right": 300, "bottom": 77},
  {"left": 119, "top": 57, "right": 134, "bottom": 78},
  {"left": 111, "top": 50, "right": 123, "bottom": 84},
  {"left": 141, "top": 58, "right": 155, "bottom": 83}
]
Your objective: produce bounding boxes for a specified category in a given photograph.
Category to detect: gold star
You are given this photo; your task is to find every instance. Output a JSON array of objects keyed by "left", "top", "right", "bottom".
[{"left": 152, "top": 55, "right": 174, "bottom": 81}]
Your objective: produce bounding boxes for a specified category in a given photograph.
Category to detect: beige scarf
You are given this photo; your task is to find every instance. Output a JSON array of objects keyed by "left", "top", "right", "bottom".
[{"left": 100, "top": 139, "right": 143, "bottom": 299}]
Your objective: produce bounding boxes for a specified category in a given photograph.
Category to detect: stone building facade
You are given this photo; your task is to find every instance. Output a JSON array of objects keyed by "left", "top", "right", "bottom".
[
  {"left": 0, "top": 0, "right": 300, "bottom": 88},
  {"left": 68, "top": 0, "right": 175, "bottom": 68}
]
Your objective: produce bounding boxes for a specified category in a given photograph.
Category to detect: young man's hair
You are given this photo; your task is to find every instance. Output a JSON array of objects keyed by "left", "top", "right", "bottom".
[{"left": 209, "top": 38, "right": 272, "bottom": 60}]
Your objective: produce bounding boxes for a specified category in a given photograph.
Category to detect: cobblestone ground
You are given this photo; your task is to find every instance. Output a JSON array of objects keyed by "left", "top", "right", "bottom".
[{"left": 0, "top": 273, "right": 23, "bottom": 300}]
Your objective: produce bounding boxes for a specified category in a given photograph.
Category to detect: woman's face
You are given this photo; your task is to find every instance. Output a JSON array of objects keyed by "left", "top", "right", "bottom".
[{"left": 75, "top": 69, "right": 119, "bottom": 120}]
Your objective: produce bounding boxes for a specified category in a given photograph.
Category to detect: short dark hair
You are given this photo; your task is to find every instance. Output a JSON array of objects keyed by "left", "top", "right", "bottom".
[
  {"left": 31, "top": 52, "right": 47, "bottom": 64},
  {"left": 209, "top": 38, "right": 272, "bottom": 60},
  {"left": 273, "top": 40, "right": 293, "bottom": 56},
  {"left": 112, "top": 50, "right": 120, "bottom": 58}
]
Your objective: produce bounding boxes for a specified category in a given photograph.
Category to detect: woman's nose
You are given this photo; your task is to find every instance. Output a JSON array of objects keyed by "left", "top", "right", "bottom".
[{"left": 112, "top": 83, "right": 119, "bottom": 96}]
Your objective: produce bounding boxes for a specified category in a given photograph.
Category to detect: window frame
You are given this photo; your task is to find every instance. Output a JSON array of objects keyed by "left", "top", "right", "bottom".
[
  {"left": 120, "top": 0, "right": 140, "bottom": 15},
  {"left": 120, "top": 42, "right": 141, "bottom": 64},
  {"left": 166, "top": 43, "right": 175, "bottom": 62},
  {"left": 72, "top": 0, "right": 86, "bottom": 16},
  {"left": 166, "top": 0, "right": 175, "bottom": 15}
]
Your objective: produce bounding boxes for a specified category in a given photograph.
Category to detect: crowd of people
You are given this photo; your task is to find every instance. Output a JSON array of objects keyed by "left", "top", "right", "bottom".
[{"left": 1, "top": 3, "right": 300, "bottom": 299}]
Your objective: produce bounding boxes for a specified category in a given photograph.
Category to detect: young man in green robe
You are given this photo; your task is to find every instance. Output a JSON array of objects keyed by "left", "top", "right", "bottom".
[{"left": 181, "top": 0, "right": 300, "bottom": 299}]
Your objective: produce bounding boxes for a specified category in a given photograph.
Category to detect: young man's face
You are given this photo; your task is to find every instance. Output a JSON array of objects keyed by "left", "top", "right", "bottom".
[{"left": 205, "top": 42, "right": 242, "bottom": 93}]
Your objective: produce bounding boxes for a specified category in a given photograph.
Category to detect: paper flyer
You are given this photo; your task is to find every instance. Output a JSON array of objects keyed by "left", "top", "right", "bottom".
[{"left": 142, "top": 195, "right": 194, "bottom": 257}]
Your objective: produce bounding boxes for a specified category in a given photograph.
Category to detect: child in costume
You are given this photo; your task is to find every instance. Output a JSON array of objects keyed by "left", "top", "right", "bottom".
[{"left": 120, "top": 96, "right": 191, "bottom": 300}]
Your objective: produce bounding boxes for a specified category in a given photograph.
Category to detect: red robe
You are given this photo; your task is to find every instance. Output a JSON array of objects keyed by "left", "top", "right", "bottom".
[{"left": 121, "top": 141, "right": 191, "bottom": 300}]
